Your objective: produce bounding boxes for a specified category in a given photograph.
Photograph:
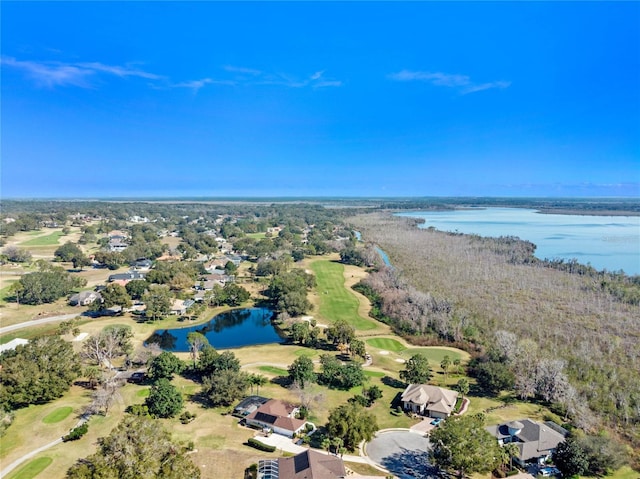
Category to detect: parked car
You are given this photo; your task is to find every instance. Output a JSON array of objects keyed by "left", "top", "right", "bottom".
[
  {"left": 430, "top": 418, "right": 443, "bottom": 426},
  {"left": 539, "top": 467, "right": 560, "bottom": 477}
]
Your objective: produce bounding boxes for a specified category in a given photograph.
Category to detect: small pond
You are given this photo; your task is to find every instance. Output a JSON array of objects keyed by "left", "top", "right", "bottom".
[{"left": 146, "top": 307, "right": 285, "bottom": 351}]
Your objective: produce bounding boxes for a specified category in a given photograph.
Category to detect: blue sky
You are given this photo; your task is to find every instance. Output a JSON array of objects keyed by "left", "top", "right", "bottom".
[{"left": 2, "top": 1, "right": 639, "bottom": 198}]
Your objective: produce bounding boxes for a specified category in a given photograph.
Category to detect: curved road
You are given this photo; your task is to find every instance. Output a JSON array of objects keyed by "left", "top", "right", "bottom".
[
  {"left": 0, "top": 414, "right": 90, "bottom": 478},
  {"left": 0, "top": 313, "right": 80, "bottom": 335}
]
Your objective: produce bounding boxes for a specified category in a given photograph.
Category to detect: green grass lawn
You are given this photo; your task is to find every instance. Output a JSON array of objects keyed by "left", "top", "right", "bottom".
[
  {"left": 7, "top": 457, "right": 53, "bottom": 479},
  {"left": 42, "top": 407, "right": 73, "bottom": 424},
  {"left": 246, "top": 232, "right": 267, "bottom": 239},
  {"left": 20, "top": 232, "right": 64, "bottom": 246},
  {"left": 258, "top": 365, "right": 288, "bottom": 376},
  {"left": 366, "top": 338, "right": 406, "bottom": 352},
  {"left": 311, "top": 260, "right": 377, "bottom": 331},
  {"left": 400, "top": 347, "right": 466, "bottom": 364}
]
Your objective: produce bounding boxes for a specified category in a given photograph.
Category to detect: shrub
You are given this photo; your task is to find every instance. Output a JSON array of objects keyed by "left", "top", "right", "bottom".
[
  {"left": 180, "top": 411, "right": 196, "bottom": 424},
  {"left": 247, "top": 438, "right": 276, "bottom": 452},
  {"left": 63, "top": 422, "right": 89, "bottom": 442}
]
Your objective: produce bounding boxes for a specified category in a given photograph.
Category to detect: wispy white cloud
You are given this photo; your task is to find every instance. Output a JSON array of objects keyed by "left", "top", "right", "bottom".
[
  {"left": 389, "top": 69, "right": 510, "bottom": 94},
  {"left": 226, "top": 67, "right": 342, "bottom": 89},
  {"left": 2, "top": 55, "right": 342, "bottom": 92},
  {"left": 172, "top": 78, "right": 236, "bottom": 92},
  {"left": 1, "top": 56, "right": 164, "bottom": 88}
]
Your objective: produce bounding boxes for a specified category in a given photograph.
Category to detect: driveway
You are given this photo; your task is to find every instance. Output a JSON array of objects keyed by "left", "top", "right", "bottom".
[{"left": 366, "top": 430, "right": 438, "bottom": 479}]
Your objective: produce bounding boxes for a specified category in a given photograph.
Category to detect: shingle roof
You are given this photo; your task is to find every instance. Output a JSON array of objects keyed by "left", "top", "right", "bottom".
[
  {"left": 487, "top": 419, "right": 568, "bottom": 462},
  {"left": 246, "top": 399, "right": 306, "bottom": 434},
  {"left": 401, "top": 384, "right": 458, "bottom": 415},
  {"left": 277, "top": 450, "right": 346, "bottom": 479}
]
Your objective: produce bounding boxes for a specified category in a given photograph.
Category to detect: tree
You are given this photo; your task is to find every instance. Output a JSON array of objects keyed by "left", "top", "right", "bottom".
[
  {"left": 249, "top": 374, "right": 268, "bottom": 395},
  {"left": 13, "top": 269, "right": 86, "bottom": 305},
  {"left": 429, "top": 414, "right": 502, "bottom": 478},
  {"left": 72, "top": 254, "right": 91, "bottom": 270},
  {"left": 186, "top": 332, "right": 209, "bottom": 367},
  {"left": 474, "top": 361, "right": 515, "bottom": 394},
  {"left": 363, "top": 385, "right": 383, "bottom": 406},
  {"left": 143, "top": 284, "right": 172, "bottom": 321},
  {"left": 326, "top": 319, "right": 355, "bottom": 347},
  {"left": 455, "top": 378, "right": 470, "bottom": 400},
  {"left": 288, "top": 356, "right": 316, "bottom": 389},
  {"left": 202, "top": 369, "right": 249, "bottom": 407},
  {"left": 66, "top": 415, "right": 200, "bottom": 478},
  {"left": 340, "top": 247, "right": 365, "bottom": 266},
  {"left": 146, "top": 378, "right": 184, "bottom": 418},
  {"left": 0, "top": 336, "right": 81, "bottom": 410},
  {"left": 579, "top": 434, "right": 626, "bottom": 476},
  {"left": 400, "top": 353, "right": 433, "bottom": 384},
  {"left": 147, "top": 351, "right": 185, "bottom": 382},
  {"left": 317, "top": 354, "right": 365, "bottom": 390},
  {"left": 81, "top": 325, "right": 133, "bottom": 370},
  {"left": 553, "top": 437, "right": 589, "bottom": 477},
  {"left": 125, "top": 279, "right": 148, "bottom": 300},
  {"left": 2, "top": 246, "right": 32, "bottom": 263},
  {"left": 326, "top": 402, "right": 379, "bottom": 451},
  {"left": 99, "top": 283, "right": 132, "bottom": 310},
  {"left": 441, "top": 355, "right": 451, "bottom": 377},
  {"left": 350, "top": 338, "right": 366, "bottom": 359},
  {"left": 289, "top": 321, "right": 310, "bottom": 345},
  {"left": 197, "top": 348, "right": 241, "bottom": 377},
  {"left": 54, "top": 242, "right": 83, "bottom": 262}
]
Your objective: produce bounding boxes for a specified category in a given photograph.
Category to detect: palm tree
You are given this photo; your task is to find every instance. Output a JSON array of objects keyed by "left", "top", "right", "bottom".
[
  {"left": 453, "top": 358, "right": 462, "bottom": 375},
  {"left": 455, "top": 378, "right": 470, "bottom": 400},
  {"left": 502, "top": 442, "right": 520, "bottom": 471},
  {"left": 441, "top": 355, "right": 451, "bottom": 379},
  {"left": 254, "top": 374, "right": 268, "bottom": 395},
  {"left": 321, "top": 437, "right": 331, "bottom": 453}
]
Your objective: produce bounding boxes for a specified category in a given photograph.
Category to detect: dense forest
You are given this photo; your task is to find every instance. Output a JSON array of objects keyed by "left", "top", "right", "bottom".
[{"left": 349, "top": 213, "right": 640, "bottom": 457}]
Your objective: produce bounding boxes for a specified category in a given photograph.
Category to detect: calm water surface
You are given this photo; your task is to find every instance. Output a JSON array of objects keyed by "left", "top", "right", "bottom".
[
  {"left": 398, "top": 208, "right": 640, "bottom": 276},
  {"left": 147, "top": 307, "right": 284, "bottom": 352}
]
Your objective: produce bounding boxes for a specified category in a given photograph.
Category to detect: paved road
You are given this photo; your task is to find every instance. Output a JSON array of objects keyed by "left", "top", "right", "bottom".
[{"left": 0, "top": 313, "right": 80, "bottom": 335}]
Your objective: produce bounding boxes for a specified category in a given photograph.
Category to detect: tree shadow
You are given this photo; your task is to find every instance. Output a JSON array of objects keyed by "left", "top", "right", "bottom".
[
  {"left": 382, "top": 375, "right": 406, "bottom": 389},
  {"left": 379, "top": 447, "right": 439, "bottom": 479},
  {"left": 269, "top": 376, "right": 291, "bottom": 388}
]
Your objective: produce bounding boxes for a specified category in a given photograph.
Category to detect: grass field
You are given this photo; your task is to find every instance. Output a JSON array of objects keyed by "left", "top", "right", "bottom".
[
  {"left": 6, "top": 457, "right": 53, "bottom": 479},
  {"left": 310, "top": 260, "right": 378, "bottom": 331},
  {"left": 42, "top": 407, "right": 73, "bottom": 424},
  {"left": 366, "top": 338, "right": 406, "bottom": 352},
  {"left": 20, "top": 232, "right": 65, "bottom": 246},
  {"left": 257, "top": 365, "right": 288, "bottom": 376}
]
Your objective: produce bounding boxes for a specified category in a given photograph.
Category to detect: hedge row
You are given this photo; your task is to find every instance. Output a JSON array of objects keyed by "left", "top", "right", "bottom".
[{"left": 247, "top": 438, "right": 276, "bottom": 452}]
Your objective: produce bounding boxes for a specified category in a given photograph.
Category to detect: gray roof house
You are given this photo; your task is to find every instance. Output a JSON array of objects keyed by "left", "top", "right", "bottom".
[
  {"left": 487, "top": 419, "right": 568, "bottom": 466},
  {"left": 69, "top": 291, "right": 102, "bottom": 306},
  {"left": 401, "top": 384, "right": 459, "bottom": 418},
  {"left": 258, "top": 450, "right": 346, "bottom": 479}
]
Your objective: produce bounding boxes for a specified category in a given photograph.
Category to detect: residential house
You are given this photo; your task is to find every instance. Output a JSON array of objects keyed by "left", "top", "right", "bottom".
[
  {"left": 245, "top": 399, "right": 307, "bottom": 438},
  {"left": 130, "top": 258, "right": 152, "bottom": 271},
  {"left": 225, "top": 254, "right": 242, "bottom": 267},
  {"left": 234, "top": 396, "right": 270, "bottom": 417},
  {"left": 486, "top": 419, "right": 568, "bottom": 466},
  {"left": 108, "top": 271, "right": 145, "bottom": 284},
  {"left": 258, "top": 450, "right": 346, "bottom": 479},
  {"left": 69, "top": 291, "right": 102, "bottom": 306},
  {"left": 401, "top": 384, "right": 459, "bottom": 418},
  {"left": 171, "top": 299, "right": 195, "bottom": 315}
]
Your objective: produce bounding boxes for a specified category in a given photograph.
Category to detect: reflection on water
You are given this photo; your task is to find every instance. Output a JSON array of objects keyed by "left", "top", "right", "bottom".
[{"left": 146, "top": 307, "right": 284, "bottom": 351}]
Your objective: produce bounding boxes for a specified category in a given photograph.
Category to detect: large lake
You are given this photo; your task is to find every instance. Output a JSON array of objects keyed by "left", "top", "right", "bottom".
[
  {"left": 147, "top": 307, "right": 285, "bottom": 352},
  {"left": 398, "top": 208, "right": 640, "bottom": 276}
]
